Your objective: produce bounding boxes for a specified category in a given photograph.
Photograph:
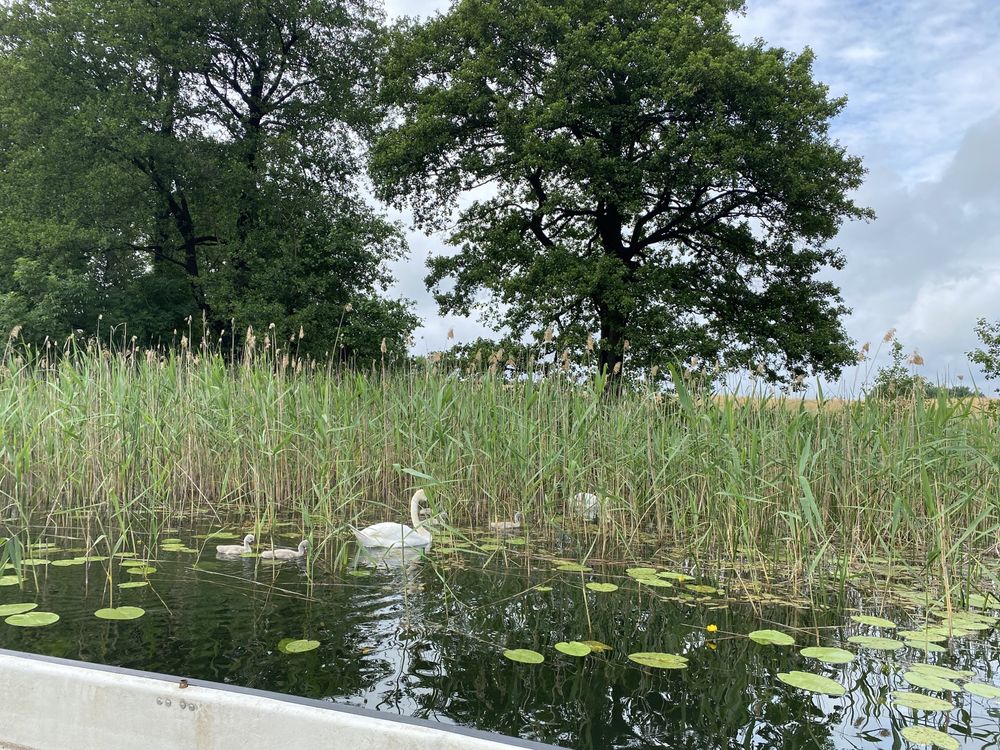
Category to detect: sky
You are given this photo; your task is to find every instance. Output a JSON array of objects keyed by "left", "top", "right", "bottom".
[{"left": 381, "top": 0, "right": 1000, "bottom": 393}]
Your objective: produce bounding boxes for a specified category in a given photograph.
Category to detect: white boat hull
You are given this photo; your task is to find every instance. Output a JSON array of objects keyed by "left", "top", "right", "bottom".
[{"left": 0, "top": 649, "right": 562, "bottom": 750}]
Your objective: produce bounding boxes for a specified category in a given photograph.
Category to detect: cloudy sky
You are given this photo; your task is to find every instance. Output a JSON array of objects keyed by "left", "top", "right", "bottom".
[{"left": 382, "top": 0, "right": 1000, "bottom": 392}]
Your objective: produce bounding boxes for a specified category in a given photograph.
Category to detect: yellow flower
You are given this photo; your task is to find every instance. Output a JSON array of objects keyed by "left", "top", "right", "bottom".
[{"left": 706, "top": 624, "right": 718, "bottom": 633}]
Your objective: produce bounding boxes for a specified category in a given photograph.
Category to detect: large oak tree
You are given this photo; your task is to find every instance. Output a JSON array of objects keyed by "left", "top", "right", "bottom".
[{"left": 371, "top": 0, "right": 871, "bottom": 382}]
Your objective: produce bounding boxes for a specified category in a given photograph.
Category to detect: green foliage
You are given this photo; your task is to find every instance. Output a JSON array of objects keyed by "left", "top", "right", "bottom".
[
  {"left": 371, "top": 0, "right": 870, "bottom": 384},
  {"left": 870, "top": 339, "right": 982, "bottom": 400},
  {"left": 969, "top": 318, "right": 1000, "bottom": 392},
  {"left": 0, "top": 0, "right": 416, "bottom": 357}
]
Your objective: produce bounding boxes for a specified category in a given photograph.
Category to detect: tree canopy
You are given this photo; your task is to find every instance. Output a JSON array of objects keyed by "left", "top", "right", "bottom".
[
  {"left": 0, "top": 0, "right": 416, "bottom": 361},
  {"left": 371, "top": 0, "right": 871, "bottom": 383}
]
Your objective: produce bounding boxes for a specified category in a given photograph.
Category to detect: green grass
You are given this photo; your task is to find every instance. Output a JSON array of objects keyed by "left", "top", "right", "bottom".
[{"left": 0, "top": 336, "right": 997, "bottom": 591}]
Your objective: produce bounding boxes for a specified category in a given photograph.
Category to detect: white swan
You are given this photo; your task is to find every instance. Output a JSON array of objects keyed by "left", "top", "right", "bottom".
[
  {"left": 489, "top": 512, "right": 524, "bottom": 531},
  {"left": 261, "top": 539, "right": 308, "bottom": 560},
  {"left": 569, "top": 492, "right": 600, "bottom": 522},
  {"left": 352, "top": 490, "right": 433, "bottom": 549},
  {"left": 216, "top": 534, "right": 255, "bottom": 556}
]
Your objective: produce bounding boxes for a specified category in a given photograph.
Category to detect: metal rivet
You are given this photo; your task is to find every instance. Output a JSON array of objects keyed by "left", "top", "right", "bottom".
[
  {"left": 179, "top": 700, "right": 187, "bottom": 709},
  {"left": 156, "top": 697, "right": 163, "bottom": 706},
  {"left": 165, "top": 699, "right": 172, "bottom": 707},
  {"left": 188, "top": 703, "right": 196, "bottom": 712}
]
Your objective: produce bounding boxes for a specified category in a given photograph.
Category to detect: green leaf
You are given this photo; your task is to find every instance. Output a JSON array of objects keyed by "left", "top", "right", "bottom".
[
  {"left": 627, "top": 652, "right": 688, "bottom": 669},
  {"left": 909, "top": 664, "right": 972, "bottom": 680},
  {"left": 125, "top": 566, "right": 157, "bottom": 575},
  {"left": 0, "top": 603, "right": 37, "bottom": 617},
  {"left": 635, "top": 577, "right": 673, "bottom": 588},
  {"left": 503, "top": 648, "right": 544, "bottom": 664},
  {"left": 748, "top": 629, "right": 795, "bottom": 646},
  {"left": 555, "top": 563, "right": 591, "bottom": 572},
  {"left": 0, "top": 575, "right": 22, "bottom": 586},
  {"left": 850, "top": 615, "right": 897, "bottom": 628},
  {"left": 962, "top": 682, "right": 1000, "bottom": 700},
  {"left": 625, "top": 567, "right": 658, "bottom": 578},
  {"left": 5, "top": 611, "right": 59, "bottom": 627},
  {"left": 902, "top": 671, "right": 960, "bottom": 692},
  {"left": 284, "top": 639, "right": 320, "bottom": 654},
  {"left": 95, "top": 606, "right": 145, "bottom": 621},
  {"left": 554, "top": 641, "right": 591, "bottom": 657},
  {"left": 580, "top": 640, "right": 612, "bottom": 653},
  {"left": 904, "top": 640, "right": 947, "bottom": 653},
  {"left": 890, "top": 691, "right": 955, "bottom": 712},
  {"left": 585, "top": 582, "right": 618, "bottom": 593},
  {"left": 899, "top": 726, "right": 959, "bottom": 750},
  {"left": 777, "top": 671, "right": 846, "bottom": 697},
  {"left": 799, "top": 646, "right": 854, "bottom": 664},
  {"left": 118, "top": 582, "right": 149, "bottom": 589},
  {"left": 897, "top": 630, "right": 946, "bottom": 642}
]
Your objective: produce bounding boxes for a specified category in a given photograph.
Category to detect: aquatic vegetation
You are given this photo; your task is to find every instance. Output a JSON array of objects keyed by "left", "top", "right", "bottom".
[
  {"left": 585, "top": 582, "right": 617, "bottom": 593},
  {"left": 626, "top": 652, "right": 688, "bottom": 669},
  {"left": 890, "top": 692, "right": 955, "bottom": 712},
  {"left": 503, "top": 648, "right": 544, "bottom": 664},
  {"left": 851, "top": 615, "right": 897, "bottom": 628},
  {"left": 0, "top": 603, "right": 37, "bottom": 617},
  {"left": 4, "top": 611, "right": 59, "bottom": 627},
  {"left": 748, "top": 629, "right": 795, "bottom": 646},
  {"left": 94, "top": 606, "right": 145, "bottom": 621},
  {"left": 283, "top": 639, "right": 320, "bottom": 654},
  {"left": 847, "top": 635, "right": 905, "bottom": 651},
  {"left": 554, "top": 641, "right": 591, "bottom": 657},
  {"left": 899, "top": 726, "right": 959, "bottom": 750},
  {"left": 777, "top": 671, "right": 846, "bottom": 696},
  {"left": 799, "top": 646, "right": 855, "bottom": 664}
]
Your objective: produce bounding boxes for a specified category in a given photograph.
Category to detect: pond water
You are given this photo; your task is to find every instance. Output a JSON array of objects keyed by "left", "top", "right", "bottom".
[{"left": 1, "top": 527, "right": 999, "bottom": 749}]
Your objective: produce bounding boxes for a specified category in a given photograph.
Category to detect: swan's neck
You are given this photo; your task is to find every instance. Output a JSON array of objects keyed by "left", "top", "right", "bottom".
[{"left": 410, "top": 491, "right": 432, "bottom": 540}]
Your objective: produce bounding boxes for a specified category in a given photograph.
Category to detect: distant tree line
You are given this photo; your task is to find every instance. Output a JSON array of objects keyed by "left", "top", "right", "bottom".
[{"left": 2, "top": 0, "right": 991, "bottom": 386}]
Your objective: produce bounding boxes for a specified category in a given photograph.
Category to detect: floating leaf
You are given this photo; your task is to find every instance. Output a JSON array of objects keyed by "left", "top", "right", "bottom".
[
  {"left": 748, "top": 629, "right": 795, "bottom": 646},
  {"left": 899, "top": 726, "right": 959, "bottom": 750},
  {"left": 625, "top": 567, "right": 658, "bottom": 578},
  {"left": 898, "top": 630, "right": 946, "bottom": 642},
  {"left": 555, "top": 563, "right": 592, "bottom": 573},
  {"left": 50, "top": 559, "right": 86, "bottom": 567},
  {"left": 962, "top": 682, "right": 1000, "bottom": 700},
  {"left": 0, "top": 603, "right": 37, "bottom": 617},
  {"left": 118, "top": 582, "right": 149, "bottom": 589},
  {"left": 125, "top": 566, "right": 156, "bottom": 575},
  {"left": 657, "top": 571, "right": 694, "bottom": 581},
  {"left": 0, "top": 575, "right": 22, "bottom": 586},
  {"left": 580, "top": 640, "right": 612, "bottom": 653},
  {"left": 479, "top": 544, "right": 501, "bottom": 551},
  {"left": 902, "top": 671, "right": 960, "bottom": 692},
  {"left": 5, "top": 611, "right": 59, "bottom": 627},
  {"left": 910, "top": 664, "right": 973, "bottom": 680},
  {"left": 685, "top": 584, "right": 718, "bottom": 594},
  {"left": 851, "top": 615, "right": 897, "bottom": 628},
  {"left": 968, "top": 594, "right": 1000, "bottom": 609},
  {"left": 777, "top": 671, "right": 845, "bottom": 697},
  {"left": 925, "top": 626, "right": 971, "bottom": 638},
  {"left": 506, "top": 537, "right": 527, "bottom": 546},
  {"left": 95, "top": 606, "right": 145, "bottom": 621},
  {"left": 554, "top": 641, "right": 591, "bottom": 657},
  {"left": 799, "top": 646, "right": 855, "bottom": 664},
  {"left": 347, "top": 570, "right": 371, "bottom": 577},
  {"left": 504, "top": 649, "right": 544, "bottom": 664},
  {"left": 847, "top": 635, "right": 904, "bottom": 651},
  {"left": 121, "top": 559, "right": 151, "bottom": 568},
  {"left": 113, "top": 552, "right": 137, "bottom": 558},
  {"left": 533, "top": 586, "right": 553, "bottom": 592},
  {"left": 20, "top": 559, "right": 49, "bottom": 567},
  {"left": 627, "top": 652, "right": 688, "bottom": 669},
  {"left": 890, "top": 691, "right": 954, "bottom": 712},
  {"left": 284, "top": 639, "right": 320, "bottom": 654},
  {"left": 586, "top": 582, "right": 618, "bottom": 593}
]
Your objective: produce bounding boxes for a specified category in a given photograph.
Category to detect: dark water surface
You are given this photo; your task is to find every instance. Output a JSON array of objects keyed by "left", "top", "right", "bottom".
[{"left": 2, "top": 529, "right": 999, "bottom": 749}]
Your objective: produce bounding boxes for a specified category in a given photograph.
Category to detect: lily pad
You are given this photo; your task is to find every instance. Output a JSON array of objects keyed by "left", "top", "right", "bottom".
[
  {"left": 627, "top": 652, "right": 688, "bottom": 669},
  {"left": 347, "top": 570, "right": 371, "bottom": 577},
  {"left": 902, "top": 671, "right": 960, "bottom": 692},
  {"left": 898, "top": 630, "right": 946, "bottom": 642},
  {"left": 504, "top": 648, "right": 544, "bottom": 664},
  {"left": 890, "top": 691, "right": 955, "bottom": 712},
  {"left": 585, "top": 582, "right": 618, "bottom": 593},
  {"left": 5, "top": 611, "right": 59, "bottom": 627},
  {"left": 120, "top": 559, "right": 152, "bottom": 567},
  {"left": 284, "top": 639, "right": 320, "bottom": 654},
  {"left": 847, "top": 635, "right": 904, "bottom": 651},
  {"left": 20, "top": 559, "right": 50, "bottom": 567},
  {"left": 125, "top": 566, "right": 156, "bottom": 575},
  {"left": 0, "top": 603, "right": 37, "bottom": 617},
  {"left": 777, "top": 671, "right": 846, "bottom": 697},
  {"left": 799, "top": 646, "right": 855, "bottom": 664},
  {"left": 968, "top": 594, "right": 1000, "bottom": 609},
  {"left": 899, "top": 726, "right": 959, "bottom": 750},
  {"left": 118, "top": 581, "right": 149, "bottom": 589},
  {"left": 0, "top": 575, "right": 21, "bottom": 586},
  {"left": 533, "top": 586, "right": 553, "bottom": 592},
  {"left": 851, "top": 615, "right": 897, "bottom": 628},
  {"left": 581, "top": 640, "right": 612, "bottom": 653},
  {"left": 962, "top": 682, "right": 1000, "bottom": 700},
  {"left": 50, "top": 559, "right": 86, "bottom": 567},
  {"left": 910, "top": 664, "right": 973, "bottom": 680},
  {"left": 625, "top": 567, "right": 658, "bottom": 578},
  {"left": 657, "top": 571, "right": 694, "bottom": 581},
  {"left": 555, "top": 563, "right": 591, "bottom": 573},
  {"left": 95, "top": 606, "right": 145, "bottom": 621},
  {"left": 748, "top": 629, "right": 795, "bottom": 646},
  {"left": 685, "top": 584, "right": 718, "bottom": 594},
  {"left": 554, "top": 641, "right": 591, "bottom": 657}
]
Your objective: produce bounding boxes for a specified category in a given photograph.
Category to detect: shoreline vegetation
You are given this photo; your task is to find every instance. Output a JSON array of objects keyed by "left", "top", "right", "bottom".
[{"left": 0, "top": 331, "right": 997, "bottom": 599}]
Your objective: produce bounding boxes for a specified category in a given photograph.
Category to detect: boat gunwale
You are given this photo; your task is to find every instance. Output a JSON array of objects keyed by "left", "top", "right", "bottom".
[{"left": 0, "top": 647, "right": 566, "bottom": 750}]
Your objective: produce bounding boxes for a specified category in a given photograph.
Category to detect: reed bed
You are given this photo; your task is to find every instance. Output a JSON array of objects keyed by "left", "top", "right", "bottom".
[{"left": 0, "top": 336, "right": 997, "bottom": 580}]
